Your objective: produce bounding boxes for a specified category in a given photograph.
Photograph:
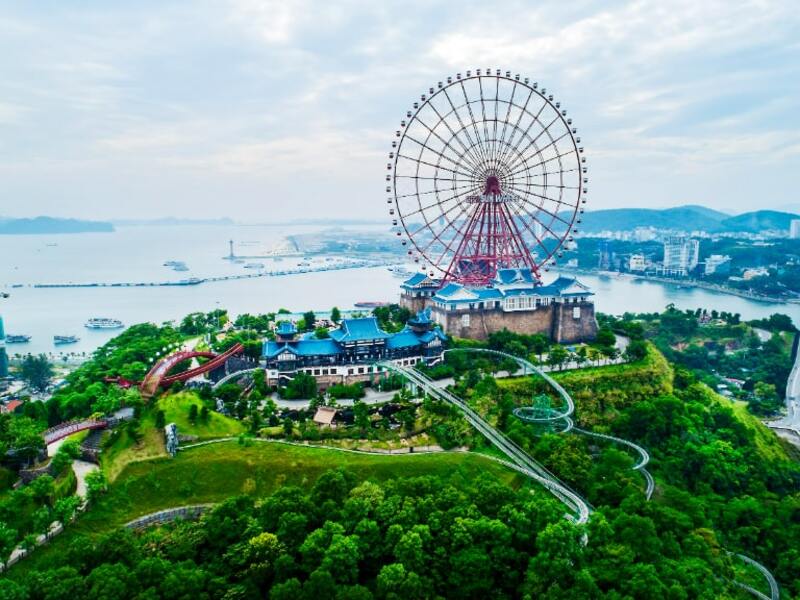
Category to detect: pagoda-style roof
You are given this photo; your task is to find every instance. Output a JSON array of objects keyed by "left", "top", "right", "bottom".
[
  {"left": 275, "top": 321, "right": 297, "bottom": 336},
  {"left": 401, "top": 272, "right": 441, "bottom": 289},
  {"left": 329, "top": 317, "right": 390, "bottom": 343}
]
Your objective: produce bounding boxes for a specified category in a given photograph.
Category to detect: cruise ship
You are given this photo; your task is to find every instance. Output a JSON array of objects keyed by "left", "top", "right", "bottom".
[
  {"left": 5, "top": 334, "right": 31, "bottom": 344},
  {"left": 85, "top": 318, "right": 124, "bottom": 329},
  {"left": 54, "top": 335, "right": 80, "bottom": 345}
]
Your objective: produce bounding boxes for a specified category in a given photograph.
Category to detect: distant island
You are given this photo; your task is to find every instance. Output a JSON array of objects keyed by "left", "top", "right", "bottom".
[
  {"left": 0, "top": 216, "right": 114, "bottom": 235},
  {"left": 112, "top": 217, "right": 236, "bottom": 226}
]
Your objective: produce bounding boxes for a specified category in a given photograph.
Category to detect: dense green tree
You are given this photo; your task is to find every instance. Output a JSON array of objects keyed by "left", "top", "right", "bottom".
[{"left": 20, "top": 354, "right": 54, "bottom": 392}]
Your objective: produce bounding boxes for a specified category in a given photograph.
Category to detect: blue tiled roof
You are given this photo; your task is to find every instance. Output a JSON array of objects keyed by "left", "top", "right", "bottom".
[
  {"left": 495, "top": 268, "right": 535, "bottom": 285},
  {"left": 408, "top": 309, "right": 432, "bottom": 325},
  {"left": 264, "top": 339, "right": 342, "bottom": 358},
  {"left": 385, "top": 330, "right": 421, "bottom": 349},
  {"left": 329, "top": 317, "right": 390, "bottom": 342},
  {"left": 402, "top": 272, "right": 429, "bottom": 287},
  {"left": 435, "top": 283, "right": 465, "bottom": 298},
  {"left": 275, "top": 321, "right": 297, "bottom": 335},
  {"left": 385, "top": 326, "right": 447, "bottom": 349}
]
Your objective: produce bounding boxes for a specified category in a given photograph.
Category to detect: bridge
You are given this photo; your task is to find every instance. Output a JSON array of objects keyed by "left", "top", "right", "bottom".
[
  {"left": 43, "top": 418, "right": 107, "bottom": 445},
  {"left": 140, "top": 343, "right": 245, "bottom": 399}
]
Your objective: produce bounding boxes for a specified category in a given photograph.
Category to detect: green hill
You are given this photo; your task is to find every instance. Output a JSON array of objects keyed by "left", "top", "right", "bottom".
[
  {"left": 720, "top": 209, "right": 799, "bottom": 232},
  {"left": 578, "top": 205, "right": 798, "bottom": 234}
]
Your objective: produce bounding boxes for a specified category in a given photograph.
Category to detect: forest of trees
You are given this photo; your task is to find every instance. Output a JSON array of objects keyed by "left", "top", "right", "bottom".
[{"left": 0, "top": 469, "right": 768, "bottom": 600}]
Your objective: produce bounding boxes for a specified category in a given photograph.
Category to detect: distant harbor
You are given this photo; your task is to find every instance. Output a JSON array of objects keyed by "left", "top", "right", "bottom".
[{"left": 21, "top": 259, "right": 389, "bottom": 290}]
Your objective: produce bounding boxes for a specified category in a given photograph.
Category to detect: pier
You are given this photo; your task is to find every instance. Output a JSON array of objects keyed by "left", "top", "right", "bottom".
[{"left": 21, "top": 260, "right": 388, "bottom": 290}]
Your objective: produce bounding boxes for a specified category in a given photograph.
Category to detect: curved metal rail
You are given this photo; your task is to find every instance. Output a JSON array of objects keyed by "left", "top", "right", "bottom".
[
  {"left": 212, "top": 367, "right": 260, "bottom": 390},
  {"left": 445, "top": 348, "right": 654, "bottom": 499},
  {"left": 377, "top": 361, "right": 592, "bottom": 524},
  {"left": 731, "top": 553, "right": 780, "bottom": 600}
]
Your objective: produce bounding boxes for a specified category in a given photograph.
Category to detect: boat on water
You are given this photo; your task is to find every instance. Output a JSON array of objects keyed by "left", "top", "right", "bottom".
[
  {"left": 243, "top": 262, "right": 265, "bottom": 269},
  {"left": 54, "top": 335, "right": 80, "bottom": 345},
  {"left": 297, "top": 261, "right": 311, "bottom": 267},
  {"left": 173, "top": 264, "right": 189, "bottom": 272},
  {"left": 5, "top": 334, "right": 31, "bottom": 344},
  {"left": 354, "top": 301, "right": 390, "bottom": 309},
  {"left": 163, "top": 260, "right": 181, "bottom": 267},
  {"left": 85, "top": 318, "right": 124, "bottom": 329}
]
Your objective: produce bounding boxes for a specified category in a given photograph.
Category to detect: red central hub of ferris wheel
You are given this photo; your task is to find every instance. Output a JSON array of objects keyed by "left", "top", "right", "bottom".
[
  {"left": 388, "top": 69, "right": 586, "bottom": 287},
  {"left": 445, "top": 175, "right": 540, "bottom": 285}
]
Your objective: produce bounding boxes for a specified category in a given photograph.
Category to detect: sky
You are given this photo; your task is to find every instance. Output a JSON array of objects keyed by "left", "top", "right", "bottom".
[{"left": 0, "top": 0, "right": 799, "bottom": 221}]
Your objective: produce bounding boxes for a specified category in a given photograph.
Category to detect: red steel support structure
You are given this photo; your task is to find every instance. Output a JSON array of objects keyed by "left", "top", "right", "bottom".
[{"left": 140, "top": 343, "right": 244, "bottom": 400}]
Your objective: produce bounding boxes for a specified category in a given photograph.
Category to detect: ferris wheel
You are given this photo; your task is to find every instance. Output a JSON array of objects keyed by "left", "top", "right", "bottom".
[{"left": 387, "top": 69, "right": 586, "bottom": 286}]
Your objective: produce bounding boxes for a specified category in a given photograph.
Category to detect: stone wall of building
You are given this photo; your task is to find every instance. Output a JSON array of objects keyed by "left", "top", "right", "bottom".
[
  {"left": 400, "top": 290, "right": 431, "bottom": 314},
  {"left": 430, "top": 301, "right": 597, "bottom": 343}
]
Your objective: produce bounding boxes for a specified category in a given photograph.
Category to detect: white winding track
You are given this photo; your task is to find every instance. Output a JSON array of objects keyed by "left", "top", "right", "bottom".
[{"left": 443, "top": 348, "right": 655, "bottom": 499}]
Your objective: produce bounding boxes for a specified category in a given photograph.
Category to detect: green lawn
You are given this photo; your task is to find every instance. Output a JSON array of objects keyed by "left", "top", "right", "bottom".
[
  {"left": 10, "top": 442, "right": 527, "bottom": 576},
  {"left": 158, "top": 391, "right": 245, "bottom": 438}
]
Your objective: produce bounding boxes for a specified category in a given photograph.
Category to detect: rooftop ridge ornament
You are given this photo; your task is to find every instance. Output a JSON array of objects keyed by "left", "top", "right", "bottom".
[{"left": 387, "top": 70, "right": 586, "bottom": 285}]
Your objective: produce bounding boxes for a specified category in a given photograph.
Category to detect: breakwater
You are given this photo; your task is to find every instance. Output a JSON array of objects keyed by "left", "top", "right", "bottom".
[{"left": 22, "top": 260, "right": 387, "bottom": 289}]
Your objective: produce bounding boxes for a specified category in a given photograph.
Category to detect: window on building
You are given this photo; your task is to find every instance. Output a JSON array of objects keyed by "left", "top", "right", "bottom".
[
  {"left": 314, "top": 369, "right": 320, "bottom": 375},
  {"left": 348, "top": 368, "right": 354, "bottom": 375},
  {"left": 461, "top": 314, "right": 470, "bottom": 327},
  {"left": 573, "top": 306, "right": 581, "bottom": 319}
]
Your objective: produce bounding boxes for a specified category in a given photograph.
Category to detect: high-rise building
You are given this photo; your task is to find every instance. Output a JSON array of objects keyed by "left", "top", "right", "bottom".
[
  {"left": 790, "top": 219, "right": 800, "bottom": 239},
  {"left": 598, "top": 241, "right": 613, "bottom": 270},
  {"left": 662, "top": 236, "right": 700, "bottom": 277}
]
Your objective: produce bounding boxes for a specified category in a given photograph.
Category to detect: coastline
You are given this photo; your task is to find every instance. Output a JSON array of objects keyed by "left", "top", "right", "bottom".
[{"left": 560, "top": 267, "right": 798, "bottom": 306}]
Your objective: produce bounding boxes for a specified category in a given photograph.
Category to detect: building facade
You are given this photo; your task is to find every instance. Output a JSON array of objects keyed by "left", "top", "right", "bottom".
[
  {"left": 401, "top": 268, "right": 598, "bottom": 343},
  {"left": 628, "top": 253, "right": 647, "bottom": 272},
  {"left": 662, "top": 236, "right": 700, "bottom": 277},
  {"left": 262, "top": 312, "right": 446, "bottom": 389},
  {"left": 790, "top": 219, "right": 800, "bottom": 239}
]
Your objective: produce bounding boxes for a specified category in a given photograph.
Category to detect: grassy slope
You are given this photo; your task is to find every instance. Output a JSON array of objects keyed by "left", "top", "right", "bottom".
[
  {"left": 497, "top": 345, "right": 792, "bottom": 464},
  {"left": 11, "top": 442, "right": 526, "bottom": 576},
  {"left": 158, "top": 391, "right": 245, "bottom": 439},
  {"left": 497, "top": 345, "right": 674, "bottom": 426},
  {"left": 101, "top": 392, "right": 245, "bottom": 482}
]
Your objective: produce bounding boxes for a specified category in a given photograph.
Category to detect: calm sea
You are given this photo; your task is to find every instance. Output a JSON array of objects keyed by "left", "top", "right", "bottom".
[{"left": 1, "top": 224, "right": 798, "bottom": 358}]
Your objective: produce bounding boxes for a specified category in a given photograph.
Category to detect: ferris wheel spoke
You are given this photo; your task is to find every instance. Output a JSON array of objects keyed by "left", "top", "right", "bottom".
[
  {"left": 452, "top": 82, "right": 492, "bottom": 174},
  {"left": 476, "top": 77, "right": 495, "bottom": 171},
  {"left": 500, "top": 96, "right": 549, "bottom": 171},
  {"left": 495, "top": 81, "right": 521, "bottom": 168},
  {"left": 397, "top": 154, "right": 474, "bottom": 180},
  {"left": 503, "top": 143, "right": 576, "bottom": 182},
  {"left": 411, "top": 104, "right": 484, "bottom": 173},
  {"left": 491, "top": 76, "right": 502, "bottom": 167},
  {"left": 512, "top": 192, "right": 575, "bottom": 229},
  {"left": 504, "top": 116, "right": 566, "bottom": 176},
  {"left": 396, "top": 181, "right": 476, "bottom": 211},
  {"left": 497, "top": 95, "right": 547, "bottom": 171},
  {"left": 439, "top": 85, "right": 487, "bottom": 173},
  {"left": 422, "top": 202, "right": 473, "bottom": 263},
  {"left": 405, "top": 184, "right": 479, "bottom": 238},
  {"left": 401, "top": 132, "right": 479, "bottom": 174}
]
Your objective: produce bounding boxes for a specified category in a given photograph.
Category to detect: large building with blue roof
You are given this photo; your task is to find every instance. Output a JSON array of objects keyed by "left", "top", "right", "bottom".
[
  {"left": 400, "top": 268, "right": 598, "bottom": 343},
  {"left": 262, "top": 311, "right": 447, "bottom": 389}
]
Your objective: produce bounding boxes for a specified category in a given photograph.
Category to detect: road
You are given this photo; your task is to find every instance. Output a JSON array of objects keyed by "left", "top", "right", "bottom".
[{"left": 767, "top": 333, "right": 800, "bottom": 447}]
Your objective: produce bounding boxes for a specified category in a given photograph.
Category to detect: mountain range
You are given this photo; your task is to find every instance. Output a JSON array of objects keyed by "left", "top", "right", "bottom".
[{"left": 578, "top": 205, "right": 799, "bottom": 234}]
